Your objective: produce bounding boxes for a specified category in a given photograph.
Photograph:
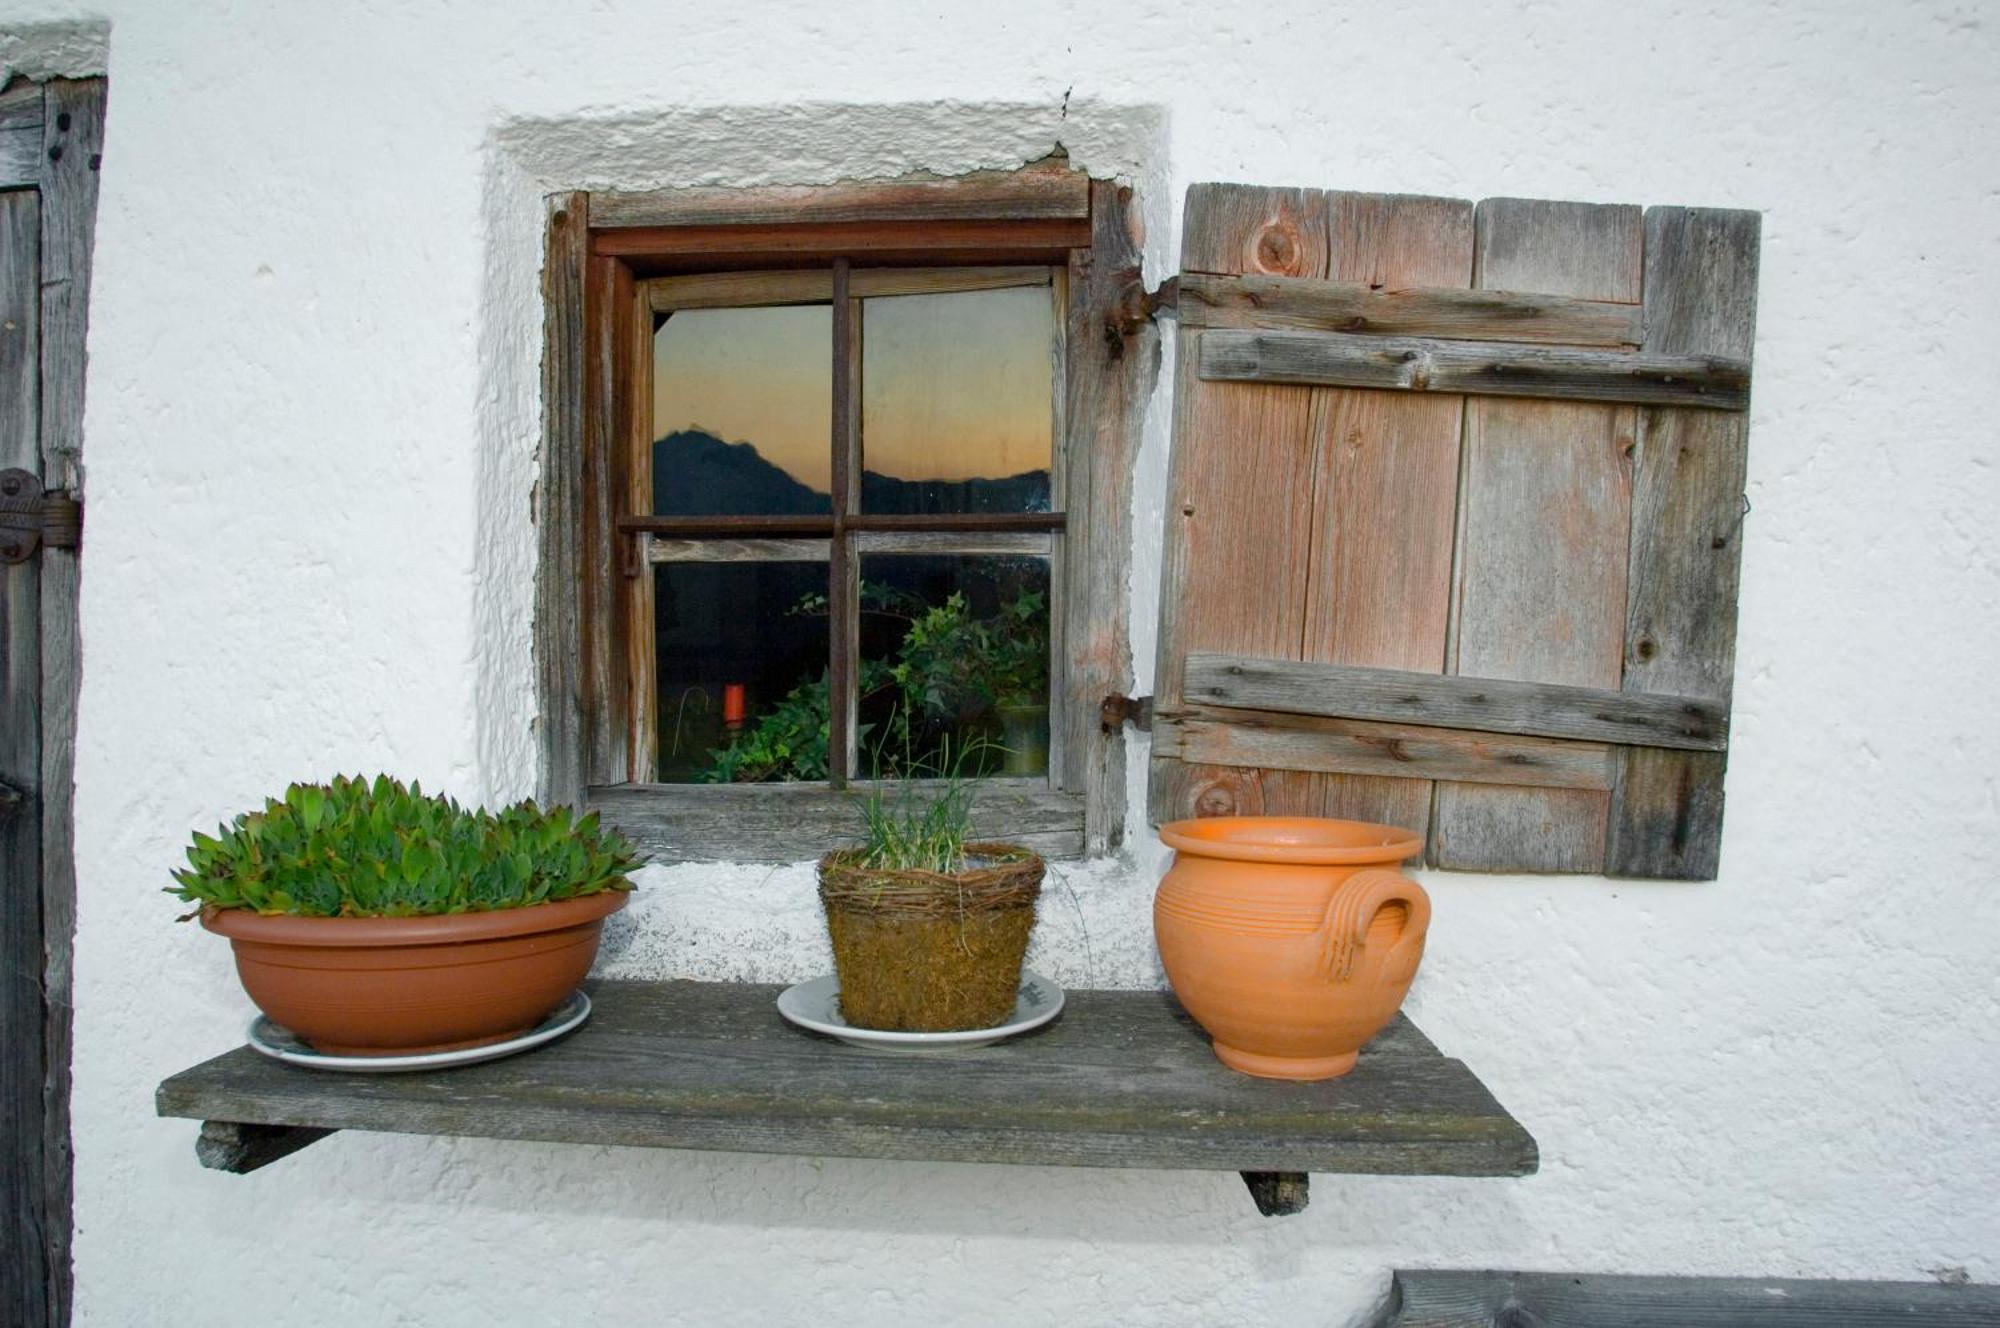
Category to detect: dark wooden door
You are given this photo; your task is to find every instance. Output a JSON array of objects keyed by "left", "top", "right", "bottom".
[
  {"left": 1, "top": 75, "right": 102, "bottom": 1328},
  {"left": 1, "top": 174, "right": 53, "bottom": 1328}
]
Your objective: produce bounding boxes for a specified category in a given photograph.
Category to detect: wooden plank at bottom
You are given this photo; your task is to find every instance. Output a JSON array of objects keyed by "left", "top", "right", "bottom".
[
  {"left": 1373, "top": 1270, "right": 2000, "bottom": 1327},
  {"left": 158, "top": 981, "right": 1536, "bottom": 1181}
]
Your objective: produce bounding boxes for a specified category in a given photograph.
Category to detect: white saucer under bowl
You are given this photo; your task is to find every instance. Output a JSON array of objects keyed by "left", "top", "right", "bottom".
[
  {"left": 776, "top": 970, "right": 1064, "bottom": 1052},
  {"left": 246, "top": 989, "right": 593, "bottom": 1073}
]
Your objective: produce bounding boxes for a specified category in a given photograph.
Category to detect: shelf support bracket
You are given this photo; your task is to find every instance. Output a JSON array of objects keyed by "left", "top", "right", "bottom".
[
  {"left": 196, "top": 1121, "right": 337, "bottom": 1174},
  {"left": 1241, "top": 1170, "right": 1309, "bottom": 1216}
]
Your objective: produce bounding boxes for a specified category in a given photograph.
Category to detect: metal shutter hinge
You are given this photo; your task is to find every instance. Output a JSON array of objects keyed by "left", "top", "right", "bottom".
[
  {"left": 1100, "top": 693, "right": 1153, "bottom": 733},
  {"left": 0, "top": 469, "right": 81, "bottom": 563}
]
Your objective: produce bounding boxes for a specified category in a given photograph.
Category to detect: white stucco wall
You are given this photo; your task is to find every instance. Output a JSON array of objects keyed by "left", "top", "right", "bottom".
[{"left": 4, "top": 1, "right": 1996, "bottom": 1323}]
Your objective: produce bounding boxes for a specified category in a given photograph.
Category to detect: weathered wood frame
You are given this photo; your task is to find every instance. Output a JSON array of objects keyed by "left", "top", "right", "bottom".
[
  {"left": 1149, "top": 185, "right": 1758, "bottom": 880},
  {"left": 1, "top": 74, "right": 104, "bottom": 1328},
  {"left": 537, "top": 167, "right": 1153, "bottom": 859}
]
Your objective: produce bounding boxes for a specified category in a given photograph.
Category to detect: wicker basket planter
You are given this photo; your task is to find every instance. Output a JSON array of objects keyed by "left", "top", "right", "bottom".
[{"left": 817, "top": 843, "right": 1045, "bottom": 1032}]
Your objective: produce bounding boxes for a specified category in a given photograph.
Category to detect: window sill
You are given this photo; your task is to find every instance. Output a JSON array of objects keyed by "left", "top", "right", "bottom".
[
  {"left": 585, "top": 778, "right": 1085, "bottom": 864},
  {"left": 155, "top": 979, "right": 1537, "bottom": 1217}
]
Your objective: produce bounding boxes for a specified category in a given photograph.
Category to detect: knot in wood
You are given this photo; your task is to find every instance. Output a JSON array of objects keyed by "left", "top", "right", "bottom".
[
  {"left": 1193, "top": 784, "right": 1237, "bottom": 817},
  {"left": 1252, "top": 226, "right": 1301, "bottom": 275}
]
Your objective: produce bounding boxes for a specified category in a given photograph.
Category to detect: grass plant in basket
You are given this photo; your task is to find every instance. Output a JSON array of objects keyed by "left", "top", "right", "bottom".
[
  {"left": 171, "top": 775, "right": 641, "bottom": 1056},
  {"left": 817, "top": 741, "right": 1044, "bottom": 1032}
]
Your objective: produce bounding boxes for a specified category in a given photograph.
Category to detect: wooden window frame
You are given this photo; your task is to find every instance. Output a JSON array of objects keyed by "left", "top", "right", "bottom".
[{"left": 537, "top": 166, "right": 1151, "bottom": 862}]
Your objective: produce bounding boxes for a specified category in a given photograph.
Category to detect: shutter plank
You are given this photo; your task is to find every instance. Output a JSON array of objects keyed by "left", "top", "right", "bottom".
[
  {"left": 1431, "top": 199, "right": 1642, "bottom": 872},
  {"left": 1154, "top": 706, "right": 1614, "bottom": 790},
  {"left": 1303, "top": 192, "right": 1473, "bottom": 841},
  {"left": 1151, "top": 185, "right": 1330, "bottom": 823},
  {"left": 1606, "top": 208, "right": 1760, "bottom": 879},
  {"left": 1174, "top": 271, "right": 1643, "bottom": 347}
]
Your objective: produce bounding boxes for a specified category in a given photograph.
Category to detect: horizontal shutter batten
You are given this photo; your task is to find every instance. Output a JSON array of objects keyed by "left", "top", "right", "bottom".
[
  {"left": 1175, "top": 271, "right": 1643, "bottom": 347},
  {"left": 1153, "top": 705, "right": 1615, "bottom": 791},
  {"left": 1185, "top": 654, "right": 1727, "bottom": 752},
  {"left": 1200, "top": 329, "right": 1748, "bottom": 410}
]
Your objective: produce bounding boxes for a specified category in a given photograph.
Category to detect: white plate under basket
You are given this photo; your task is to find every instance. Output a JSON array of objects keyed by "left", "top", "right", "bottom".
[
  {"left": 247, "top": 989, "right": 593, "bottom": 1073},
  {"left": 776, "top": 970, "right": 1064, "bottom": 1051}
]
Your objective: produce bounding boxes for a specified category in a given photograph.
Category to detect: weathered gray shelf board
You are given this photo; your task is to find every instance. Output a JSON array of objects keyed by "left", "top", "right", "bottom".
[
  {"left": 1368, "top": 1269, "right": 2000, "bottom": 1327},
  {"left": 156, "top": 979, "right": 1536, "bottom": 1217}
]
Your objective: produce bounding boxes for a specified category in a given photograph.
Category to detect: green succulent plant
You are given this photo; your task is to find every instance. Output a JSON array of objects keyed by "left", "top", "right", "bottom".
[{"left": 168, "top": 774, "right": 642, "bottom": 918}]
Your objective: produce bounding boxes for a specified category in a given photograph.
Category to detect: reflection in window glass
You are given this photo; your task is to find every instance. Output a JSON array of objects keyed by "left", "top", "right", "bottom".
[
  {"left": 652, "top": 305, "right": 833, "bottom": 516},
  {"left": 857, "top": 555, "right": 1051, "bottom": 778},
  {"left": 861, "top": 285, "right": 1053, "bottom": 515},
  {"left": 655, "top": 561, "right": 829, "bottom": 783}
]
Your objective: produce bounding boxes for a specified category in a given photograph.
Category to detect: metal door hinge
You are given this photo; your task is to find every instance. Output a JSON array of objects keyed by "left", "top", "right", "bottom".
[
  {"left": 0, "top": 469, "right": 81, "bottom": 563},
  {"left": 1100, "top": 693, "right": 1153, "bottom": 733},
  {"left": 1109, "top": 273, "right": 1178, "bottom": 342}
]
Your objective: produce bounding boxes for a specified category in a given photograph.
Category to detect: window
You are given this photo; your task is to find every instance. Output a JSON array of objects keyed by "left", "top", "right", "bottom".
[
  {"left": 640, "top": 269, "right": 1062, "bottom": 786},
  {"left": 538, "top": 166, "right": 1152, "bottom": 861}
]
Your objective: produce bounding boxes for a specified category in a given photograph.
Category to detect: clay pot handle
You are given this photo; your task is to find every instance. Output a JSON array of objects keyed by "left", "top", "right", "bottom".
[{"left": 1318, "top": 869, "right": 1431, "bottom": 984}]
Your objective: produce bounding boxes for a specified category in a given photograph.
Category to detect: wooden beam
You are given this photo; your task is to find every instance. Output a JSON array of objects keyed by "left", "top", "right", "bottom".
[
  {"left": 1370, "top": 1269, "right": 2000, "bottom": 1327},
  {"left": 195, "top": 1122, "right": 336, "bottom": 1175},
  {"left": 1201, "top": 328, "right": 1749, "bottom": 410},
  {"left": 1, "top": 176, "right": 49, "bottom": 1328},
  {"left": 593, "top": 167, "right": 1091, "bottom": 230},
  {"left": 1185, "top": 654, "right": 1728, "bottom": 752},
  {"left": 1154, "top": 706, "right": 1614, "bottom": 791},
  {"left": 35, "top": 77, "right": 104, "bottom": 1328},
  {"left": 644, "top": 265, "right": 1050, "bottom": 311},
  {"left": 1607, "top": 207, "right": 1761, "bottom": 880},
  {"left": 1175, "top": 271, "right": 1643, "bottom": 347},
  {"left": 852, "top": 530, "right": 1051, "bottom": 557},
  {"left": 592, "top": 217, "right": 1093, "bottom": 262},
  {"left": 582, "top": 251, "right": 632, "bottom": 786},
  {"left": 1062, "top": 180, "right": 1152, "bottom": 854},
  {"left": 589, "top": 780, "right": 1085, "bottom": 863},
  {"left": 536, "top": 193, "right": 590, "bottom": 809},
  {"left": 648, "top": 537, "right": 832, "bottom": 563}
]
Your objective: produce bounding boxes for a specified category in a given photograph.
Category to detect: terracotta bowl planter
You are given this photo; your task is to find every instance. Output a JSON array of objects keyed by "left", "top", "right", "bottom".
[
  {"left": 1154, "top": 816, "right": 1431, "bottom": 1081},
  {"left": 201, "top": 891, "right": 628, "bottom": 1055}
]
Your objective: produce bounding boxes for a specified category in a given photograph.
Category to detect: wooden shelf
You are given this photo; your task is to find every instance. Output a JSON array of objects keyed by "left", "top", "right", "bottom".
[{"left": 156, "top": 980, "right": 1536, "bottom": 1216}]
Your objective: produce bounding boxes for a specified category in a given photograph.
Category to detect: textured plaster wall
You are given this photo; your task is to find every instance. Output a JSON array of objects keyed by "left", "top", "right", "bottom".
[{"left": 3, "top": 1, "right": 1996, "bottom": 1323}]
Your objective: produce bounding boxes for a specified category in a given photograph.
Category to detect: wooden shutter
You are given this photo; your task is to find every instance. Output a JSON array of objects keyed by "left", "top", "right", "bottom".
[{"left": 1150, "top": 184, "right": 1758, "bottom": 880}]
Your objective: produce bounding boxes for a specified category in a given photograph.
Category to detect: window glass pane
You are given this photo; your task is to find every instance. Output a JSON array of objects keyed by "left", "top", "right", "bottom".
[
  {"left": 655, "top": 561, "right": 829, "bottom": 783},
  {"left": 860, "top": 285, "right": 1054, "bottom": 515},
  {"left": 652, "top": 305, "right": 833, "bottom": 516},
  {"left": 857, "top": 554, "right": 1051, "bottom": 778}
]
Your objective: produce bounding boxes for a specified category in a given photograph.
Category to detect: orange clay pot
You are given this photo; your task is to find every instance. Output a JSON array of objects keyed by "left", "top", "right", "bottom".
[
  {"left": 1154, "top": 817, "right": 1431, "bottom": 1081},
  {"left": 201, "top": 891, "right": 627, "bottom": 1055}
]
